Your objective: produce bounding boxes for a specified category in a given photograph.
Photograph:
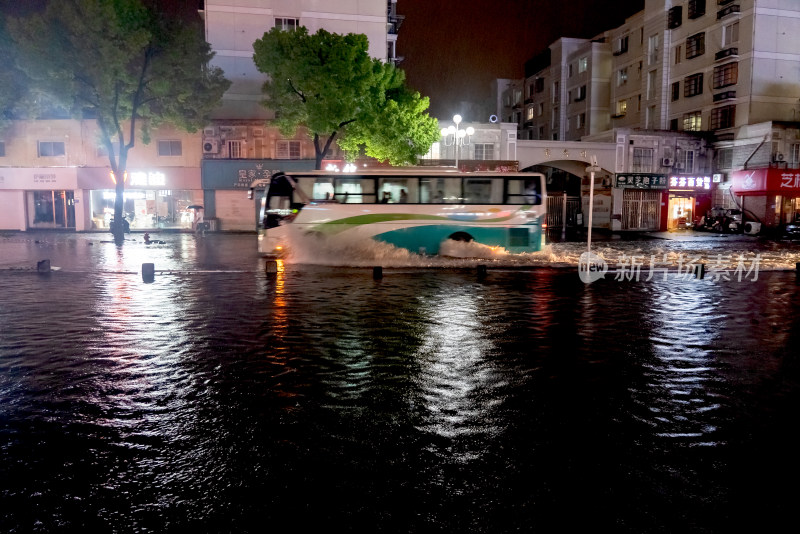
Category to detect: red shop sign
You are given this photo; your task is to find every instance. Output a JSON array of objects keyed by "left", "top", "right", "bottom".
[{"left": 730, "top": 168, "right": 800, "bottom": 195}]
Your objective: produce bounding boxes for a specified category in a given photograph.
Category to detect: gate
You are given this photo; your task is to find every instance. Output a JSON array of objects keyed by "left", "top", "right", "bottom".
[
  {"left": 546, "top": 195, "right": 582, "bottom": 229},
  {"left": 622, "top": 189, "right": 661, "bottom": 230}
]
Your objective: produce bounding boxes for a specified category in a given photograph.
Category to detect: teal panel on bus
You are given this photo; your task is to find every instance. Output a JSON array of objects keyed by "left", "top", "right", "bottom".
[{"left": 373, "top": 223, "right": 542, "bottom": 255}]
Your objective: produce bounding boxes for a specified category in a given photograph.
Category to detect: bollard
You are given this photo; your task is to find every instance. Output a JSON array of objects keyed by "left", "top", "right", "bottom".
[
  {"left": 37, "top": 259, "right": 50, "bottom": 273},
  {"left": 477, "top": 264, "right": 488, "bottom": 278},
  {"left": 142, "top": 263, "right": 155, "bottom": 283},
  {"left": 695, "top": 264, "right": 705, "bottom": 279},
  {"left": 265, "top": 260, "right": 278, "bottom": 276},
  {"left": 373, "top": 266, "right": 383, "bottom": 280}
]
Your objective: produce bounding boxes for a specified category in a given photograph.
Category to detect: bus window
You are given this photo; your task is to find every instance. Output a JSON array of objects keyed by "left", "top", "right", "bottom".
[
  {"left": 506, "top": 178, "right": 542, "bottom": 205},
  {"left": 420, "top": 178, "right": 446, "bottom": 203},
  {"left": 464, "top": 179, "right": 492, "bottom": 203},
  {"left": 311, "top": 177, "right": 333, "bottom": 200},
  {"left": 334, "top": 177, "right": 363, "bottom": 203},
  {"left": 442, "top": 178, "right": 461, "bottom": 203},
  {"left": 378, "top": 178, "right": 418, "bottom": 203}
]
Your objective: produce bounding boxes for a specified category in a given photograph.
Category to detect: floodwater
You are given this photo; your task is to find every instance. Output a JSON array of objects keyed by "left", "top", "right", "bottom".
[{"left": 1, "top": 231, "right": 799, "bottom": 533}]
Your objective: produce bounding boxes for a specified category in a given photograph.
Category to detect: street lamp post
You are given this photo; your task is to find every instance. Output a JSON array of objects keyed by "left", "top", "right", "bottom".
[{"left": 441, "top": 114, "right": 474, "bottom": 170}]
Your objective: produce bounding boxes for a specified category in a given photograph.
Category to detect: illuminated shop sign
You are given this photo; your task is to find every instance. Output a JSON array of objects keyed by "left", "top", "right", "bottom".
[
  {"left": 128, "top": 171, "right": 166, "bottom": 186},
  {"left": 615, "top": 173, "right": 668, "bottom": 189},
  {"left": 669, "top": 175, "right": 711, "bottom": 190}
]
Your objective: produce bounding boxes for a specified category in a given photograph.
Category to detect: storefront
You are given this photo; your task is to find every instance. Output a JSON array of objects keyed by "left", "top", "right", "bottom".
[
  {"left": 0, "top": 167, "right": 80, "bottom": 231},
  {"left": 201, "top": 159, "right": 315, "bottom": 231},
  {"left": 730, "top": 168, "right": 800, "bottom": 228},
  {"left": 665, "top": 174, "right": 713, "bottom": 230},
  {"left": 613, "top": 173, "right": 668, "bottom": 231},
  {"left": 77, "top": 167, "right": 202, "bottom": 231}
]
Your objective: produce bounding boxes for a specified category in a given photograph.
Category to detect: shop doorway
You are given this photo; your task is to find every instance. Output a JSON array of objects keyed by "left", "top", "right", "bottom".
[
  {"left": 622, "top": 189, "right": 661, "bottom": 230},
  {"left": 27, "top": 190, "right": 75, "bottom": 229},
  {"left": 667, "top": 195, "right": 694, "bottom": 230}
]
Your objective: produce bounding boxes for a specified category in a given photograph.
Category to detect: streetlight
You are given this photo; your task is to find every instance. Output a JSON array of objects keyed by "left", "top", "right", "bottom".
[{"left": 440, "top": 114, "right": 474, "bottom": 170}]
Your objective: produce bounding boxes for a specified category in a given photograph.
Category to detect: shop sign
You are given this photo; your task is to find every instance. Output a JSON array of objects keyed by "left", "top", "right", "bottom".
[
  {"left": 128, "top": 171, "right": 166, "bottom": 187},
  {"left": 33, "top": 173, "right": 58, "bottom": 184},
  {"left": 730, "top": 168, "right": 800, "bottom": 195},
  {"left": 615, "top": 173, "right": 668, "bottom": 189},
  {"left": 669, "top": 175, "right": 711, "bottom": 190},
  {"left": 201, "top": 159, "right": 315, "bottom": 190}
]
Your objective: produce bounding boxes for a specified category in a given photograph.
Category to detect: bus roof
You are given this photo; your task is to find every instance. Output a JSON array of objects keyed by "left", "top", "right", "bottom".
[{"left": 283, "top": 169, "right": 544, "bottom": 177}]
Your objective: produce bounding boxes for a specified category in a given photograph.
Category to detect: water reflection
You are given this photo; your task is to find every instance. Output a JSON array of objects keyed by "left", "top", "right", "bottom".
[{"left": 415, "top": 285, "right": 495, "bottom": 446}]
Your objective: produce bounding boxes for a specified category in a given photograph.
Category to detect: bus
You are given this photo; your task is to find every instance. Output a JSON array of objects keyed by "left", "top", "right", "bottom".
[{"left": 252, "top": 169, "right": 546, "bottom": 257}]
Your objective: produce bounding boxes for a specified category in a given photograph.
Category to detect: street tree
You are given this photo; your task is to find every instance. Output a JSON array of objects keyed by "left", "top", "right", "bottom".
[
  {"left": 7, "top": 0, "right": 230, "bottom": 243},
  {"left": 252, "top": 27, "right": 439, "bottom": 169}
]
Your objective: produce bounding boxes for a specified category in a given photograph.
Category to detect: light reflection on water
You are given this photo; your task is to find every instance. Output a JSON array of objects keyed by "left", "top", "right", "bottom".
[{"left": 1, "top": 232, "right": 800, "bottom": 532}]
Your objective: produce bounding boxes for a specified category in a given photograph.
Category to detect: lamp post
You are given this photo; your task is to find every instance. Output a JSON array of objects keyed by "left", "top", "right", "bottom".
[{"left": 440, "top": 114, "right": 474, "bottom": 170}]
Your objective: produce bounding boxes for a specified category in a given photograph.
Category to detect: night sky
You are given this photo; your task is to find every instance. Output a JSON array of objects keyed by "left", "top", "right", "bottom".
[
  {"left": 399, "top": 0, "right": 644, "bottom": 118},
  {"left": 1, "top": 0, "right": 644, "bottom": 120}
]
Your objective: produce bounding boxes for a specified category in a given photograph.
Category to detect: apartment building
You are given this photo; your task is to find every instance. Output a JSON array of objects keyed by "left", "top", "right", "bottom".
[{"left": 503, "top": 0, "right": 800, "bottom": 232}]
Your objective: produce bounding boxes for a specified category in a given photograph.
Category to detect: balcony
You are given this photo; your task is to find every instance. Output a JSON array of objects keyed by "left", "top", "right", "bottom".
[
  {"left": 612, "top": 46, "right": 628, "bottom": 56},
  {"left": 715, "top": 47, "right": 738, "bottom": 61},
  {"left": 717, "top": 4, "right": 740, "bottom": 19},
  {"left": 611, "top": 113, "right": 626, "bottom": 119},
  {"left": 713, "top": 90, "right": 736, "bottom": 102},
  {"left": 717, "top": 0, "right": 734, "bottom": 5}
]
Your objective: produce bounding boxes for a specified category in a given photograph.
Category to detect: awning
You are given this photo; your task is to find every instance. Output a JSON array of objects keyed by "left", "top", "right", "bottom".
[{"left": 730, "top": 168, "right": 800, "bottom": 196}]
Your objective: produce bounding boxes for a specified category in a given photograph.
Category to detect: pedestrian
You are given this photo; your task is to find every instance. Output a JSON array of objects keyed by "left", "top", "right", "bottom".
[{"left": 399, "top": 189, "right": 408, "bottom": 203}]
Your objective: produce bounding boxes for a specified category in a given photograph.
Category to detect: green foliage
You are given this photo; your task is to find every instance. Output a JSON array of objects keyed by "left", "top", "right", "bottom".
[
  {"left": 253, "top": 27, "right": 438, "bottom": 168},
  {"left": 6, "top": 0, "right": 230, "bottom": 242},
  {"left": 7, "top": 0, "right": 230, "bottom": 168}
]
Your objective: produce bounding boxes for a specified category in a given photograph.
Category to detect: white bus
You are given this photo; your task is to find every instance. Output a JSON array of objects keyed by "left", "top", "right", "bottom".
[{"left": 253, "top": 169, "right": 546, "bottom": 256}]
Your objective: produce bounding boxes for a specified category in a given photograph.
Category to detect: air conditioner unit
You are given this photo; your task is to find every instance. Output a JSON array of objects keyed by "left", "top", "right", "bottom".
[
  {"left": 203, "top": 138, "right": 220, "bottom": 154},
  {"left": 743, "top": 221, "right": 761, "bottom": 235},
  {"left": 662, "top": 157, "right": 674, "bottom": 166},
  {"left": 674, "top": 162, "right": 685, "bottom": 170},
  {"left": 773, "top": 153, "right": 785, "bottom": 162}
]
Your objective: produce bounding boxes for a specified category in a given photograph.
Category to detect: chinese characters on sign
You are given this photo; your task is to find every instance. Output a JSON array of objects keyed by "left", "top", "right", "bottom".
[
  {"left": 669, "top": 175, "right": 711, "bottom": 189},
  {"left": 615, "top": 174, "right": 668, "bottom": 189},
  {"left": 236, "top": 166, "right": 273, "bottom": 188},
  {"left": 780, "top": 172, "right": 800, "bottom": 189},
  {"left": 128, "top": 171, "right": 166, "bottom": 187}
]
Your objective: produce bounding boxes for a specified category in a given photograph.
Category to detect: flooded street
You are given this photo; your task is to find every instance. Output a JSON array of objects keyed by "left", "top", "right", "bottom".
[{"left": 1, "top": 231, "right": 799, "bottom": 532}]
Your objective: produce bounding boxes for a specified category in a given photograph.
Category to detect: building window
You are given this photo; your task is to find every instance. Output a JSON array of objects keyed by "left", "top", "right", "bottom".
[
  {"left": 0, "top": 141, "right": 5, "bottom": 157},
  {"left": 38, "top": 141, "right": 65, "bottom": 157},
  {"left": 647, "top": 105, "right": 657, "bottom": 129},
  {"left": 710, "top": 105, "right": 736, "bottom": 129},
  {"left": 276, "top": 140, "right": 301, "bottom": 159},
  {"left": 528, "top": 84, "right": 534, "bottom": 98},
  {"left": 552, "top": 107, "right": 559, "bottom": 128},
  {"left": 577, "top": 112, "right": 586, "bottom": 129},
  {"left": 526, "top": 107, "right": 534, "bottom": 120},
  {"left": 792, "top": 144, "right": 800, "bottom": 166},
  {"left": 228, "top": 140, "right": 242, "bottom": 158},
  {"left": 683, "top": 111, "right": 702, "bottom": 131},
  {"left": 575, "top": 85, "right": 587, "bottom": 101},
  {"left": 670, "top": 118, "right": 679, "bottom": 131},
  {"left": 633, "top": 147, "right": 654, "bottom": 172},
  {"left": 678, "top": 149, "right": 696, "bottom": 172},
  {"left": 717, "top": 147, "right": 733, "bottom": 169},
  {"left": 578, "top": 57, "right": 588, "bottom": 73},
  {"left": 537, "top": 103, "right": 544, "bottom": 116},
  {"left": 614, "top": 35, "right": 629, "bottom": 55},
  {"left": 723, "top": 21, "right": 739, "bottom": 46},
  {"left": 569, "top": 63, "right": 574, "bottom": 77},
  {"left": 535, "top": 78, "right": 544, "bottom": 93},
  {"left": 157, "top": 140, "right": 182, "bottom": 156},
  {"left": 275, "top": 17, "right": 299, "bottom": 31},
  {"left": 684, "top": 73, "right": 704, "bottom": 97},
  {"left": 675, "top": 44, "right": 682, "bottom": 64},
  {"left": 647, "top": 70, "right": 657, "bottom": 100},
  {"left": 538, "top": 126, "right": 545, "bottom": 139},
  {"left": 686, "top": 32, "right": 705, "bottom": 59},
  {"left": 688, "top": 0, "right": 706, "bottom": 19},
  {"left": 474, "top": 143, "right": 494, "bottom": 160},
  {"left": 552, "top": 81, "right": 559, "bottom": 103},
  {"left": 616, "top": 99, "right": 628, "bottom": 116},
  {"left": 713, "top": 62, "right": 738, "bottom": 88},
  {"left": 668, "top": 6, "right": 682, "bottom": 29},
  {"left": 648, "top": 34, "right": 660, "bottom": 64},
  {"left": 671, "top": 81, "right": 680, "bottom": 101},
  {"left": 617, "top": 67, "right": 628, "bottom": 86}
]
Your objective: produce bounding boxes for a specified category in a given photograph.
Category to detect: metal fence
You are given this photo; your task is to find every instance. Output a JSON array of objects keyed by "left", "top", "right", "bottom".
[{"left": 546, "top": 195, "right": 582, "bottom": 229}]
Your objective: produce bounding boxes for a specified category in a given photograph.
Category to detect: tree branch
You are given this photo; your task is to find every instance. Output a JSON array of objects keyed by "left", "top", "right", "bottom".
[{"left": 287, "top": 79, "right": 306, "bottom": 103}]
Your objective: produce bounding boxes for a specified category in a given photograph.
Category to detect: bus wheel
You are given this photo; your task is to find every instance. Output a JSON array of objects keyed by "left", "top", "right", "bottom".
[{"left": 449, "top": 231, "right": 474, "bottom": 242}]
